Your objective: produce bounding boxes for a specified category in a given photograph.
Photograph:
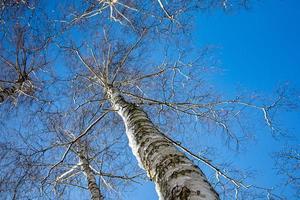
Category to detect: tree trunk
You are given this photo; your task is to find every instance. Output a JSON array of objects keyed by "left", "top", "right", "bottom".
[
  {"left": 78, "top": 149, "right": 104, "bottom": 200},
  {"left": 0, "top": 86, "right": 17, "bottom": 103},
  {"left": 107, "top": 87, "right": 219, "bottom": 200},
  {"left": 0, "top": 77, "right": 27, "bottom": 104}
]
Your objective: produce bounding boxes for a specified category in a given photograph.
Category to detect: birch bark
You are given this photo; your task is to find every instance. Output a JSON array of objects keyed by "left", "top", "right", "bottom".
[
  {"left": 107, "top": 87, "right": 219, "bottom": 200},
  {"left": 78, "top": 148, "right": 104, "bottom": 200}
]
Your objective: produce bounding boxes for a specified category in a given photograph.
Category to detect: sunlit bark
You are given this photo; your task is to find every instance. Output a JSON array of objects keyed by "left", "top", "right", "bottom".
[{"left": 107, "top": 87, "right": 219, "bottom": 200}]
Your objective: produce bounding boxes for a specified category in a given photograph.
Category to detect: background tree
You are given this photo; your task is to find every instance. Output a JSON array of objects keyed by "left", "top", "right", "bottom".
[
  {"left": 39, "top": 91, "right": 145, "bottom": 199},
  {"left": 0, "top": 140, "right": 44, "bottom": 199},
  {"left": 274, "top": 145, "right": 300, "bottom": 199}
]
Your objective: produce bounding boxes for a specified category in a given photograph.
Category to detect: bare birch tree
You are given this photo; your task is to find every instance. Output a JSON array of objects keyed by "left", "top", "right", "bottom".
[
  {"left": 0, "top": 141, "right": 44, "bottom": 199},
  {"left": 56, "top": 26, "right": 295, "bottom": 199},
  {"left": 274, "top": 145, "right": 300, "bottom": 199},
  {"left": 40, "top": 101, "right": 144, "bottom": 200}
]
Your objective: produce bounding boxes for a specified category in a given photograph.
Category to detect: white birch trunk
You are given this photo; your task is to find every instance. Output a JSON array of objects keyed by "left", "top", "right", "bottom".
[
  {"left": 56, "top": 132, "right": 104, "bottom": 200},
  {"left": 107, "top": 87, "right": 219, "bottom": 200},
  {"left": 78, "top": 149, "right": 104, "bottom": 200}
]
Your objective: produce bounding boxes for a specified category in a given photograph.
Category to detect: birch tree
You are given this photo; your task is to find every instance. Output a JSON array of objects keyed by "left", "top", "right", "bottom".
[
  {"left": 105, "top": 86, "right": 220, "bottom": 199},
  {"left": 0, "top": 141, "right": 44, "bottom": 199},
  {"left": 274, "top": 145, "right": 300, "bottom": 199},
  {"left": 0, "top": 0, "right": 52, "bottom": 107},
  {"left": 40, "top": 102, "right": 144, "bottom": 200},
  {"left": 57, "top": 27, "right": 295, "bottom": 199},
  {"left": 52, "top": 126, "right": 104, "bottom": 200}
]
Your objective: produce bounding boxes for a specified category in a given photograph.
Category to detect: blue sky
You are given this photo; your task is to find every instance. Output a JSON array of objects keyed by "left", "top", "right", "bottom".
[
  {"left": 197, "top": 0, "right": 300, "bottom": 91},
  {"left": 124, "top": 0, "right": 300, "bottom": 199}
]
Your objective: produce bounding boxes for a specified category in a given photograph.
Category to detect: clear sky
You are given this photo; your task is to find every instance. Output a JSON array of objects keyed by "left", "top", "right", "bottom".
[{"left": 124, "top": 0, "right": 300, "bottom": 199}]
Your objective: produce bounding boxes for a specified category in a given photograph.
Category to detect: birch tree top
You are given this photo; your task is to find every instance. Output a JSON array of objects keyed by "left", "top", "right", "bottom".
[{"left": 0, "top": 0, "right": 299, "bottom": 199}]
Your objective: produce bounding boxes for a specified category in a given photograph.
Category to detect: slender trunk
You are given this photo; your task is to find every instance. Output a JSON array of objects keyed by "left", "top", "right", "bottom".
[
  {"left": 57, "top": 131, "right": 104, "bottom": 200},
  {"left": 78, "top": 149, "right": 104, "bottom": 200},
  {"left": 107, "top": 87, "right": 219, "bottom": 200}
]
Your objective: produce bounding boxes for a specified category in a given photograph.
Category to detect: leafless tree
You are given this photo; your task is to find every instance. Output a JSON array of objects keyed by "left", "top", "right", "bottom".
[
  {"left": 60, "top": 0, "right": 250, "bottom": 29},
  {"left": 54, "top": 25, "right": 297, "bottom": 199},
  {"left": 0, "top": 138, "right": 45, "bottom": 199},
  {"left": 0, "top": 0, "right": 36, "bottom": 25},
  {"left": 38, "top": 99, "right": 145, "bottom": 200},
  {"left": 0, "top": 23, "right": 52, "bottom": 105},
  {"left": 274, "top": 145, "right": 300, "bottom": 199}
]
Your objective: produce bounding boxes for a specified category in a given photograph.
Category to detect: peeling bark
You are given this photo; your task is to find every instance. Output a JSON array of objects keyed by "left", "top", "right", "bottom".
[{"left": 107, "top": 87, "right": 219, "bottom": 200}]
